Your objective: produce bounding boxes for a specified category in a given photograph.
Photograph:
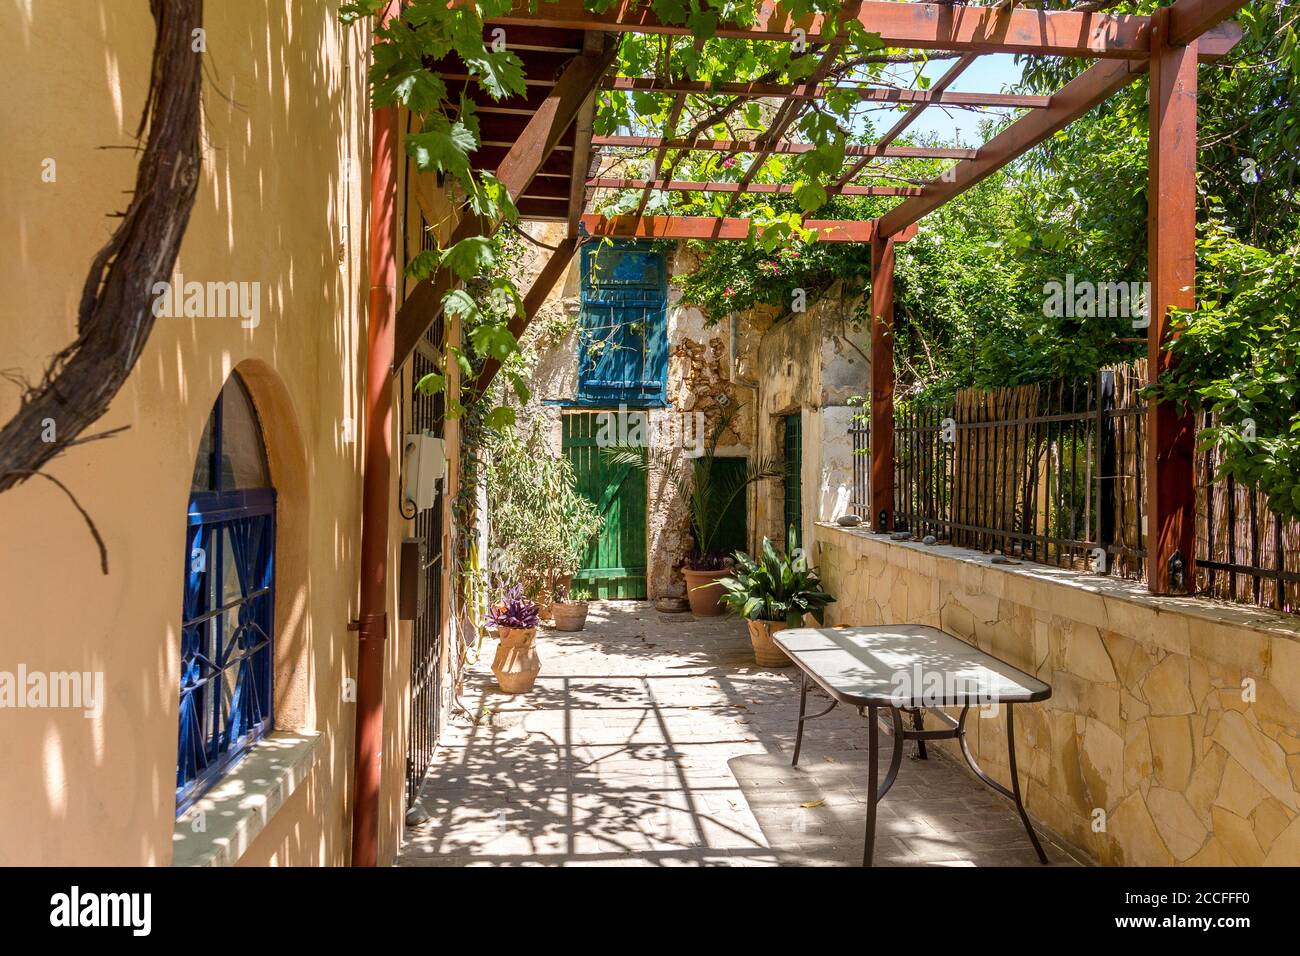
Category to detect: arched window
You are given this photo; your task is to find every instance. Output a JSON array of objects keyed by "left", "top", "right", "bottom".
[{"left": 177, "top": 373, "right": 276, "bottom": 813}]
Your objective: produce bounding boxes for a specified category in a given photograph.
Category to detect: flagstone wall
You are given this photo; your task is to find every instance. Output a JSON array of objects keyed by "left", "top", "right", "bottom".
[{"left": 814, "top": 523, "right": 1300, "bottom": 865}]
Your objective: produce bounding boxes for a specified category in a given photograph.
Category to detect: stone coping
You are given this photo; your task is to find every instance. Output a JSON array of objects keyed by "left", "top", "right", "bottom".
[
  {"left": 172, "top": 731, "right": 321, "bottom": 867},
  {"left": 816, "top": 522, "right": 1300, "bottom": 644}
]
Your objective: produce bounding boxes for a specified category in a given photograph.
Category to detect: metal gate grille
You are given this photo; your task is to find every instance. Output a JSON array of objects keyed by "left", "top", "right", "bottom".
[{"left": 405, "top": 320, "right": 445, "bottom": 807}]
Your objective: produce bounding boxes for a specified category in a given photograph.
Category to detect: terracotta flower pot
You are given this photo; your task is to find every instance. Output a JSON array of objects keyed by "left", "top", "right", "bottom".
[
  {"left": 492, "top": 626, "right": 540, "bottom": 694},
  {"left": 682, "top": 567, "right": 731, "bottom": 617},
  {"left": 551, "top": 601, "right": 589, "bottom": 632},
  {"left": 536, "top": 573, "right": 573, "bottom": 622},
  {"left": 746, "top": 619, "right": 794, "bottom": 667}
]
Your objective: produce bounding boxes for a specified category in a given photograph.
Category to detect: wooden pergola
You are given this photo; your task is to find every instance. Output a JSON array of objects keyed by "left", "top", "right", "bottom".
[{"left": 397, "top": 0, "right": 1251, "bottom": 595}]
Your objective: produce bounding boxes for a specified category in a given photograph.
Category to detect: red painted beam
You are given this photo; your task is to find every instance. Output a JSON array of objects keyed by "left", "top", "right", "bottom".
[
  {"left": 580, "top": 214, "right": 917, "bottom": 243},
  {"left": 479, "top": 0, "right": 1242, "bottom": 60},
  {"left": 352, "top": 0, "right": 400, "bottom": 870},
  {"left": 593, "top": 136, "right": 978, "bottom": 160},
  {"left": 1170, "top": 0, "right": 1251, "bottom": 48},
  {"left": 600, "top": 76, "right": 1051, "bottom": 109},
  {"left": 869, "top": 233, "right": 896, "bottom": 532},
  {"left": 1145, "top": 6, "right": 1199, "bottom": 594},
  {"left": 517, "top": 196, "right": 570, "bottom": 219},
  {"left": 483, "top": 0, "right": 1131, "bottom": 57},
  {"left": 586, "top": 178, "right": 924, "bottom": 197}
]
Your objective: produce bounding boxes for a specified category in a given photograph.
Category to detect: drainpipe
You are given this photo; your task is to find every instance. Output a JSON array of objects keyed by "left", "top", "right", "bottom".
[{"left": 350, "top": 0, "right": 400, "bottom": 868}]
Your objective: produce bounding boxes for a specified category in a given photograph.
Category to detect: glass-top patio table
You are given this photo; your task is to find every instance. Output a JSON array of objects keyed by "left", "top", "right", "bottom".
[{"left": 773, "top": 624, "right": 1053, "bottom": 867}]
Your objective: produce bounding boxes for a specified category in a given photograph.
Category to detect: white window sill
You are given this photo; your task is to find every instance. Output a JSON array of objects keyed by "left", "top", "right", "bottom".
[{"left": 172, "top": 730, "right": 321, "bottom": 867}]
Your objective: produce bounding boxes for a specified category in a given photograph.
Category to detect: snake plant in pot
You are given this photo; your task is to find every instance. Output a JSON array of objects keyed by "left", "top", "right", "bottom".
[{"left": 717, "top": 530, "right": 836, "bottom": 666}]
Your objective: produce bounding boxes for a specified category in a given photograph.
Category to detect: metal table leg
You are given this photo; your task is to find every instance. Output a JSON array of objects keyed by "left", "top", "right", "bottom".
[
  {"left": 791, "top": 669, "right": 838, "bottom": 768},
  {"left": 1005, "top": 704, "right": 1049, "bottom": 864},
  {"left": 862, "top": 706, "right": 905, "bottom": 867},
  {"left": 863, "top": 704, "right": 879, "bottom": 867},
  {"left": 955, "top": 703, "right": 1049, "bottom": 864},
  {"left": 793, "top": 670, "right": 808, "bottom": 767},
  {"left": 911, "top": 707, "right": 928, "bottom": 759}
]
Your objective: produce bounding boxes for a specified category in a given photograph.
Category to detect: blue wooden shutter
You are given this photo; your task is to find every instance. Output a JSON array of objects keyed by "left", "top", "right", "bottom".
[{"left": 578, "top": 242, "right": 667, "bottom": 405}]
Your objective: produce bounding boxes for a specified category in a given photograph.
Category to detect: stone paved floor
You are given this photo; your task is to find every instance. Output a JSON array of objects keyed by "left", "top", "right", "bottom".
[{"left": 399, "top": 602, "right": 1082, "bottom": 867}]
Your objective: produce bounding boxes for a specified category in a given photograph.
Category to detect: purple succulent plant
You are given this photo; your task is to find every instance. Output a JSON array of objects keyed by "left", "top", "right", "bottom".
[{"left": 489, "top": 585, "right": 540, "bottom": 630}]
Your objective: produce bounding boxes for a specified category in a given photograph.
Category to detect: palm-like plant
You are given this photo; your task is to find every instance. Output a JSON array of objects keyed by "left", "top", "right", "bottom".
[
  {"left": 717, "top": 529, "right": 836, "bottom": 627},
  {"left": 602, "top": 403, "right": 782, "bottom": 569}
]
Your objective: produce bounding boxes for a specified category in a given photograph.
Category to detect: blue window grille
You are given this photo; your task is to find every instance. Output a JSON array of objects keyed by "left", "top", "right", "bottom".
[
  {"left": 178, "top": 374, "right": 276, "bottom": 814},
  {"left": 577, "top": 242, "right": 668, "bottom": 406}
]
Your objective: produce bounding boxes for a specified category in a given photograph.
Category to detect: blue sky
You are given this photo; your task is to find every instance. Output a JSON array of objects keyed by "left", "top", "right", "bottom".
[{"left": 871, "top": 53, "right": 1026, "bottom": 146}]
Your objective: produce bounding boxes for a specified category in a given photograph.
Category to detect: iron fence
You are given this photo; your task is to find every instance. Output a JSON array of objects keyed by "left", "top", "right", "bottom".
[
  {"left": 849, "top": 362, "right": 1296, "bottom": 614},
  {"left": 1197, "top": 411, "right": 1300, "bottom": 613}
]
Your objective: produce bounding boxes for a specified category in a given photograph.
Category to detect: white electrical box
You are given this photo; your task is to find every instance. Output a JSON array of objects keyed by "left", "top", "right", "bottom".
[{"left": 403, "top": 431, "right": 446, "bottom": 514}]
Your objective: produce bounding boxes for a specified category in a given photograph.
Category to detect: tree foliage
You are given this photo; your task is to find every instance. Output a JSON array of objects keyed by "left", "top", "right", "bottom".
[{"left": 1151, "top": 227, "right": 1300, "bottom": 522}]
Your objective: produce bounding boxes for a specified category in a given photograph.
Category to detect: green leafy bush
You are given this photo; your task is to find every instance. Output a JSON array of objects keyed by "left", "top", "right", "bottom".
[
  {"left": 485, "top": 423, "right": 603, "bottom": 600},
  {"left": 1151, "top": 228, "right": 1300, "bottom": 522}
]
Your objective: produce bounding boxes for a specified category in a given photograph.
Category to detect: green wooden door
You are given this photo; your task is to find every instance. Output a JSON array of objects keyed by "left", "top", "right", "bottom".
[
  {"left": 783, "top": 414, "right": 803, "bottom": 549},
  {"left": 563, "top": 411, "right": 648, "bottom": 599},
  {"left": 699, "top": 456, "right": 748, "bottom": 558}
]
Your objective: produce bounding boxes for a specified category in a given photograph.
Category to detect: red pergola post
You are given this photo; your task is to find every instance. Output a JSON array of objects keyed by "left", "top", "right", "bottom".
[
  {"left": 870, "top": 232, "right": 896, "bottom": 532},
  {"left": 1145, "top": 7, "right": 1199, "bottom": 594}
]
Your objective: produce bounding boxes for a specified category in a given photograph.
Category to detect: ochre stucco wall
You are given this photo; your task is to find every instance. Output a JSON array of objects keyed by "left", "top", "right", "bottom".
[
  {"left": 0, "top": 1, "right": 417, "bottom": 865},
  {"left": 815, "top": 523, "right": 1300, "bottom": 865}
]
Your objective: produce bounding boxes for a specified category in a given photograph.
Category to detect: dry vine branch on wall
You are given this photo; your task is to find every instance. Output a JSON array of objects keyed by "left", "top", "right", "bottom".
[{"left": 0, "top": 0, "right": 204, "bottom": 572}]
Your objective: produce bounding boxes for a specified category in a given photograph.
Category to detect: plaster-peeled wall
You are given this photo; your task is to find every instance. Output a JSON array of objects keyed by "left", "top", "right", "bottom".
[
  {"left": 754, "top": 282, "right": 870, "bottom": 548},
  {"left": 0, "top": 1, "right": 390, "bottom": 864},
  {"left": 815, "top": 524, "right": 1300, "bottom": 865}
]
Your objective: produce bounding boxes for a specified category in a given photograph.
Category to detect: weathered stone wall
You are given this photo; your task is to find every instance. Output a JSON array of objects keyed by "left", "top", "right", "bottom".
[
  {"left": 814, "top": 523, "right": 1300, "bottom": 866},
  {"left": 514, "top": 237, "right": 764, "bottom": 598},
  {"left": 753, "top": 283, "right": 870, "bottom": 548}
]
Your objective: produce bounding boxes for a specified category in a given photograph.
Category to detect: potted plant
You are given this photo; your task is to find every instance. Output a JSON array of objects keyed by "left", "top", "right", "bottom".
[
  {"left": 485, "top": 424, "right": 603, "bottom": 620},
  {"left": 717, "top": 530, "right": 836, "bottom": 667},
  {"left": 551, "top": 585, "right": 591, "bottom": 632},
  {"left": 489, "top": 585, "right": 542, "bottom": 693},
  {"left": 605, "top": 404, "right": 782, "bottom": 616}
]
